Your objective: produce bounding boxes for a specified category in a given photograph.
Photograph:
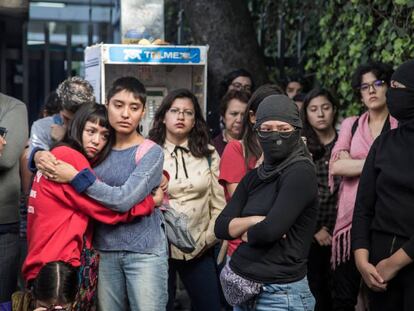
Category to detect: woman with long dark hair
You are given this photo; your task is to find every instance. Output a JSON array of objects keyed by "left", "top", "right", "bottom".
[
  {"left": 149, "top": 89, "right": 226, "bottom": 311},
  {"left": 302, "top": 88, "right": 339, "bottom": 310}
]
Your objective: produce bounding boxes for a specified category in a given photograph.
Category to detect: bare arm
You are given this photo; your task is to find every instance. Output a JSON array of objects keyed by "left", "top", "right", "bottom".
[
  {"left": 225, "top": 182, "right": 238, "bottom": 197},
  {"left": 330, "top": 150, "right": 365, "bottom": 177},
  {"left": 228, "top": 216, "right": 265, "bottom": 238}
]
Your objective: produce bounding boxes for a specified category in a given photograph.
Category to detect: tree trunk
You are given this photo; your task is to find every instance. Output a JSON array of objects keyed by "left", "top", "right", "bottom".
[{"left": 182, "top": 0, "right": 268, "bottom": 136}]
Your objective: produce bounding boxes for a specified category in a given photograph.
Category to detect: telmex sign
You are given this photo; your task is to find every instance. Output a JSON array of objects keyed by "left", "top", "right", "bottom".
[{"left": 108, "top": 46, "right": 202, "bottom": 64}]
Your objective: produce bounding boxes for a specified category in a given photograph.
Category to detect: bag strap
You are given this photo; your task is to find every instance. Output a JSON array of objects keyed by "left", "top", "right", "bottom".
[
  {"left": 207, "top": 154, "right": 212, "bottom": 169},
  {"left": 135, "top": 139, "right": 156, "bottom": 163},
  {"left": 351, "top": 117, "right": 359, "bottom": 138}
]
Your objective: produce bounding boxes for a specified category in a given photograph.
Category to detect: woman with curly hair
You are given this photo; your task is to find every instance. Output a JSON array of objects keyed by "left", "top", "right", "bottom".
[{"left": 329, "top": 62, "right": 397, "bottom": 310}]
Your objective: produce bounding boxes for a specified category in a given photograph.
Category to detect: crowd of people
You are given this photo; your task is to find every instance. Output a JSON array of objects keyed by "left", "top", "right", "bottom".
[{"left": 0, "top": 59, "right": 413, "bottom": 311}]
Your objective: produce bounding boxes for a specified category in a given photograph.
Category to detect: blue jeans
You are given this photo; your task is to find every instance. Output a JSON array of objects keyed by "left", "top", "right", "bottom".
[
  {"left": 0, "top": 233, "right": 19, "bottom": 303},
  {"left": 234, "top": 277, "right": 315, "bottom": 311},
  {"left": 97, "top": 250, "right": 168, "bottom": 311}
]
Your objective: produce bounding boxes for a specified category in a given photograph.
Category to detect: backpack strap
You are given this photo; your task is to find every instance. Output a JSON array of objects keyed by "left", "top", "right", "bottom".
[
  {"left": 351, "top": 117, "right": 359, "bottom": 138},
  {"left": 135, "top": 139, "right": 157, "bottom": 163}
]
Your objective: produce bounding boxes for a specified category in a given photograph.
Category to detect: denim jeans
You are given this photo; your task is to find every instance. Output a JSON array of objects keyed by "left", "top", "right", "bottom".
[
  {"left": 97, "top": 249, "right": 168, "bottom": 311},
  {"left": 0, "top": 233, "right": 19, "bottom": 303},
  {"left": 234, "top": 277, "right": 315, "bottom": 311}
]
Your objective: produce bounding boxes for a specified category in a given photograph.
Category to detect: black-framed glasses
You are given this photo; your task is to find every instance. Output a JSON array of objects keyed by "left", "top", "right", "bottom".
[
  {"left": 359, "top": 80, "right": 386, "bottom": 92},
  {"left": 230, "top": 82, "right": 252, "bottom": 92},
  {"left": 167, "top": 107, "right": 195, "bottom": 119},
  {"left": 256, "top": 128, "right": 297, "bottom": 139}
]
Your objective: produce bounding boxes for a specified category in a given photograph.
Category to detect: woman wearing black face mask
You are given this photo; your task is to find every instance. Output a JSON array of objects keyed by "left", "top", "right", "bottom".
[
  {"left": 215, "top": 95, "right": 318, "bottom": 310},
  {"left": 352, "top": 59, "right": 414, "bottom": 311}
]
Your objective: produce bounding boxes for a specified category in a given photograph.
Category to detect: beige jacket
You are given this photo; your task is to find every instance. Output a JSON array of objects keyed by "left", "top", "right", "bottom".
[{"left": 163, "top": 139, "right": 226, "bottom": 260}]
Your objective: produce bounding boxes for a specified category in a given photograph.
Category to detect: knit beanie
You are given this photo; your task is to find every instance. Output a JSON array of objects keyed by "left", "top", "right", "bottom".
[{"left": 254, "top": 95, "right": 302, "bottom": 129}]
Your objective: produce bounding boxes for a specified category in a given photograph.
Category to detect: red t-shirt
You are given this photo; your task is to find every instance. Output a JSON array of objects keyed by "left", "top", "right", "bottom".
[
  {"left": 23, "top": 146, "right": 155, "bottom": 281},
  {"left": 219, "top": 140, "right": 257, "bottom": 255}
]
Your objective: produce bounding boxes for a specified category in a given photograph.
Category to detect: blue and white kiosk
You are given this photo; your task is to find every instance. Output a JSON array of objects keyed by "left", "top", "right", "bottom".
[{"left": 84, "top": 44, "right": 209, "bottom": 137}]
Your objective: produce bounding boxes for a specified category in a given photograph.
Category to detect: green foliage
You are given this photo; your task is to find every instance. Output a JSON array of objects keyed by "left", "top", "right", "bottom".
[
  {"left": 304, "top": 1, "right": 414, "bottom": 115},
  {"left": 248, "top": 0, "right": 414, "bottom": 116}
]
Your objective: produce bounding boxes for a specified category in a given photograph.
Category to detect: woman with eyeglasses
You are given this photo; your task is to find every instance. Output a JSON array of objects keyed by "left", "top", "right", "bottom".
[
  {"left": 149, "top": 89, "right": 226, "bottom": 311},
  {"left": 219, "top": 69, "right": 254, "bottom": 97},
  {"left": 329, "top": 62, "right": 397, "bottom": 310},
  {"left": 212, "top": 90, "right": 250, "bottom": 156},
  {"left": 215, "top": 94, "right": 318, "bottom": 310},
  {"left": 352, "top": 60, "right": 414, "bottom": 311},
  {"left": 210, "top": 69, "right": 255, "bottom": 140}
]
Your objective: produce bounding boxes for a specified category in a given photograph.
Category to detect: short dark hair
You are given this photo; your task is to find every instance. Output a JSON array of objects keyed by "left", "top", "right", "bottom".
[
  {"left": 40, "top": 91, "right": 62, "bottom": 117},
  {"left": 58, "top": 103, "right": 114, "bottom": 167},
  {"left": 32, "top": 261, "right": 78, "bottom": 306},
  {"left": 106, "top": 76, "right": 147, "bottom": 106},
  {"left": 219, "top": 89, "right": 250, "bottom": 117},
  {"left": 149, "top": 89, "right": 213, "bottom": 158},
  {"left": 302, "top": 87, "right": 339, "bottom": 160},
  {"left": 56, "top": 76, "right": 95, "bottom": 113},
  {"left": 351, "top": 62, "right": 394, "bottom": 99},
  {"left": 284, "top": 74, "right": 305, "bottom": 89},
  {"left": 218, "top": 68, "right": 255, "bottom": 100}
]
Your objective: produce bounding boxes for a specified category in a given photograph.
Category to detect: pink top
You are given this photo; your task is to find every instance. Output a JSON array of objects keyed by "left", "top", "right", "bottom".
[
  {"left": 329, "top": 112, "right": 397, "bottom": 267},
  {"left": 219, "top": 140, "right": 257, "bottom": 255}
]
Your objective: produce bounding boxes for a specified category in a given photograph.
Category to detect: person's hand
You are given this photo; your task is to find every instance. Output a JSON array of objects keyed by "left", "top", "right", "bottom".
[
  {"left": 357, "top": 261, "right": 387, "bottom": 292},
  {"left": 160, "top": 174, "right": 169, "bottom": 192},
  {"left": 152, "top": 187, "right": 164, "bottom": 206},
  {"left": 314, "top": 227, "right": 332, "bottom": 246},
  {"left": 0, "top": 135, "right": 6, "bottom": 156},
  {"left": 35, "top": 150, "right": 58, "bottom": 178},
  {"left": 376, "top": 258, "right": 399, "bottom": 283},
  {"left": 338, "top": 150, "right": 351, "bottom": 160},
  {"left": 49, "top": 160, "right": 79, "bottom": 183},
  {"left": 50, "top": 124, "right": 66, "bottom": 142}
]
